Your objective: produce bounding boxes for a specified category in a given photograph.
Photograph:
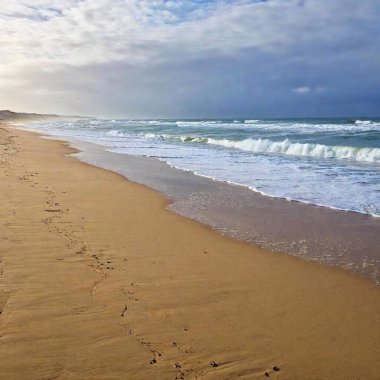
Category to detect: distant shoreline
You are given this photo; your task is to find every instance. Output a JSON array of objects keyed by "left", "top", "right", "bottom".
[{"left": 0, "top": 110, "right": 83, "bottom": 122}]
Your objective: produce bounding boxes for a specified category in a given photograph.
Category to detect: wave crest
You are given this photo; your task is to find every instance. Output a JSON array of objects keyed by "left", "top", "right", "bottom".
[
  {"left": 106, "top": 130, "right": 125, "bottom": 137},
  {"left": 208, "top": 138, "right": 380, "bottom": 163},
  {"left": 354, "top": 120, "right": 380, "bottom": 127},
  {"left": 143, "top": 133, "right": 380, "bottom": 163}
]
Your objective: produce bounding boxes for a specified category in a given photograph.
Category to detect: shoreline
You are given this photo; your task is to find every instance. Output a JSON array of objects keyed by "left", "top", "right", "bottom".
[
  {"left": 18, "top": 122, "right": 379, "bottom": 284},
  {"left": 14, "top": 120, "right": 380, "bottom": 218},
  {"left": 1, "top": 124, "right": 380, "bottom": 379}
]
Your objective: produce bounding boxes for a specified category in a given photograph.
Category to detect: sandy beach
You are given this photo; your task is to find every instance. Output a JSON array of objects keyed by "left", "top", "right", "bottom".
[{"left": 1, "top": 123, "right": 380, "bottom": 379}]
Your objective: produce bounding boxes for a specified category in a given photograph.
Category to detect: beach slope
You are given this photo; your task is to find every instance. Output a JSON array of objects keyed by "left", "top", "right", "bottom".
[{"left": 0, "top": 124, "right": 379, "bottom": 379}]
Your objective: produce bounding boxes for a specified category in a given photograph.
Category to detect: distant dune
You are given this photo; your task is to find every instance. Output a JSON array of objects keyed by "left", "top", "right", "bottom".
[{"left": 0, "top": 110, "right": 81, "bottom": 121}]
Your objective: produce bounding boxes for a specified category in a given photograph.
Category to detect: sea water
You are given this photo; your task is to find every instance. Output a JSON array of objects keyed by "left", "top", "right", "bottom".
[{"left": 23, "top": 117, "right": 380, "bottom": 217}]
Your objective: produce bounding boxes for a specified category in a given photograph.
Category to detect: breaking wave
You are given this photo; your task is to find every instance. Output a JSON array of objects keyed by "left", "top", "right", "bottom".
[
  {"left": 207, "top": 138, "right": 380, "bottom": 163},
  {"left": 143, "top": 133, "right": 380, "bottom": 163},
  {"left": 174, "top": 119, "right": 380, "bottom": 131},
  {"left": 106, "top": 130, "right": 125, "bottom": 137},
  {"left": 354, "top": 120, "right": 380, "bottom": 126},
  {"left": 176, "top": 121, "right": 228, "bottom": 128}
]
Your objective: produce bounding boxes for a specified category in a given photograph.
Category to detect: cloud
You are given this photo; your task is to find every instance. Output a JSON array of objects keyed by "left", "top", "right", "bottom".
[
  {"left": 1, "top": 0, "right": 379, "bottom": 117},
  {"left": 293, "top": 87, "right": 311, "bottom": 94},
  {"left": 293, "top": 86, "right": 328, "bottom": 94}
]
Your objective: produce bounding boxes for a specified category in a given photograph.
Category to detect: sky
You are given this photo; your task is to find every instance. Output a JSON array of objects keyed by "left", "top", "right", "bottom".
[{"left": 1, "top": 0, "right": 379, "bottom": 118}]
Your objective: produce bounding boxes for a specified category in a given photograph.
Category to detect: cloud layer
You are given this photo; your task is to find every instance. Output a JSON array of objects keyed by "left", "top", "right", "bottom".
[{"left": 1, "top": 0, "right": 379, "bottom": 117}]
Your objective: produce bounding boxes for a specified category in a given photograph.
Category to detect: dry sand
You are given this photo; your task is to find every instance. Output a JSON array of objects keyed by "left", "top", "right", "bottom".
[{"left": 0, "top": 124, "right": 379, "bottom": 379}]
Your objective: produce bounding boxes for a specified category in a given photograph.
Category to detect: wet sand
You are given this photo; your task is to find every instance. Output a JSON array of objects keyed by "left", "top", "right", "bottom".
[
  {"left": 69, "top": 139, "right": 380, "bottom": 284},
  {"left": 1, "top": 124, "right": 380, "bottom": 379}
]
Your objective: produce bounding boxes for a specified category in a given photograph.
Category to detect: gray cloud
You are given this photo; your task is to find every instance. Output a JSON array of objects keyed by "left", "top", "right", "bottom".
[{"left": 1, "top": 0, "right": 379, "bottom": 117}]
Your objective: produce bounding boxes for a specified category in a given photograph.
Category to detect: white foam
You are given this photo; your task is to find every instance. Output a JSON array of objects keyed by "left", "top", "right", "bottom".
[
  {"left": 207, "top": 138, "right": 380, "bottom": 163},
  {"left": 143, "top": 132, "right": 156, "bottom": 139},
  {"left": 354, "top": 120, "right": 380, "bottom": 126},
  {"left": 176, "top": 120, "right": 380, "bottom": 132},
  {"left": 106, "top": 130, "right": 125, "bottom": 137},
  {"left": 143, "top": 133, "right": 380, "bottom": 164},
  {"left": 176, "top": 120, "right": 241, "bottom": 129}
]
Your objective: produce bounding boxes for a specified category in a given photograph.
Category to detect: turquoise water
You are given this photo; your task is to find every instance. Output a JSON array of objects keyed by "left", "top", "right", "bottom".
[{"left": 23, "top": 117, "right": 380, "bottom": 216}]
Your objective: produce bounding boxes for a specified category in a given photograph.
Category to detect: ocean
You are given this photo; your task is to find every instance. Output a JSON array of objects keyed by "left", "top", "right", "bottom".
[{"left": 23, "top": 117, "right": 380, "bottom": 217}]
